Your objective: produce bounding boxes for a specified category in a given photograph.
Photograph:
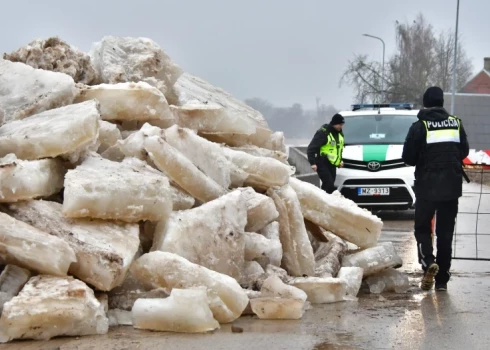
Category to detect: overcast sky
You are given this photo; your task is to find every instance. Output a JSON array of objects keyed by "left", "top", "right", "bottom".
[{"left": 1, "top": 0, "right": 488, "bottom": 111}]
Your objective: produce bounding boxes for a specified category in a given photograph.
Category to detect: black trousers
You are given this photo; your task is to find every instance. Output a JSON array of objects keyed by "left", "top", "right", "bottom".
[
  {"left": 414, "top": 198, "right": 459, "bottom": 284},
  {"left": 317, "top": 157, "right": 337, "bottom": 194}
]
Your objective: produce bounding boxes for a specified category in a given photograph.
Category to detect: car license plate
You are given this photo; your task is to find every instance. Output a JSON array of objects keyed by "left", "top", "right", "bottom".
[{"left": 357, "top": 187, "right": 390, "bottom": 196}]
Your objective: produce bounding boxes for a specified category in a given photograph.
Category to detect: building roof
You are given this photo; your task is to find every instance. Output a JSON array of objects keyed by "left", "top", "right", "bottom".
[{"left": 459, "top": 69, "right": 490, "bottom": 94}]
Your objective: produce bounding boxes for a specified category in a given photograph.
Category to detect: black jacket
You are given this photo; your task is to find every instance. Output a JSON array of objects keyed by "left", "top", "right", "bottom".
[
  {"left": 402, "top": 107, "right": 470, "bottom": 201},
  {"left": 307, "top": 123, "right": 343, "bottom": 166}
]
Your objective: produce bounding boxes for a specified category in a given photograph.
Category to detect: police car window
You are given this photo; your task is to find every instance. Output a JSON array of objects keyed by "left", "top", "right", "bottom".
[{"left": 342, "top": 115, "right": 417, "bottom": 145}]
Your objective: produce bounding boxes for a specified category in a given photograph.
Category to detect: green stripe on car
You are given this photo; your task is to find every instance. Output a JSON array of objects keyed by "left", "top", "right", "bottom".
[{"left": 362, "top": 145, "right": 389, "bottom": 161}]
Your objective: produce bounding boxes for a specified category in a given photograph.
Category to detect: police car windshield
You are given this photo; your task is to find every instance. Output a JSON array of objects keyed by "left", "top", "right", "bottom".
[{"left": 343, "top": 115, "right": 417, "bottom": 145}]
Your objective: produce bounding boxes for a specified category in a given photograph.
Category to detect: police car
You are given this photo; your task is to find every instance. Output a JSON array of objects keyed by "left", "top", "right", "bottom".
[{"left": 335, "top": 103, "right": 418, "bottom": 210}]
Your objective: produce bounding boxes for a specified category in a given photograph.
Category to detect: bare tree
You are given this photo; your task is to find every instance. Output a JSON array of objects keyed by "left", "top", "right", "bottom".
[{"left": 340, "top": 13, "right": 473, "bottom": 105}]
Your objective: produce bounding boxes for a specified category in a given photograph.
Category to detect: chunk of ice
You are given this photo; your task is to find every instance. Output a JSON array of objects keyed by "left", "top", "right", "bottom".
[
  {"left": 0, "top": 212, "right": 76, "bottom": 276},
  {"left": 6, "top": 200, "right": 140, "bottom": 291},
  {"left": 365, "top": 268, "right": 410, "bottom": 294},
  {"left": 145, "top": 134, "right": 225, "bottom": 202},
  {"left": 63, "top": 156, "right": 172, "bottom": 222},
  {"left": 131, "top": 252, "right": 249, "bottom": 323},
  {"left": 291, "top": 277, "right": 346, "bottom": 304},
  {"left": 239, "top": 187, "right": 279, "bottom": 232},
  {"left": 0, "top": 154, "right": 65, "bottom": 202},
  {"left": 250, "top": 298, "right": 306, "bottom": 320},
  {"left": 97, "top": 121, "right": 122, "bottom": 153},
  {"left": 108, "top": 309, "right": 133, "bottom": 327},
  {"left": 173, "top": 73, "right": 264, "bottom": 133},
  {"left": 341, "top": 242, "right": 403, "bottom": 277},
  {"left": 261, "top": 276, "right": 307, "bottom": 301},
  {"left": 75, "top": 82, "right": 174, "bottom": 123},
  {"left": 0, "top": 276, "right": 108, "bottom": 342},
  {"left": 4, "top": 37, "right": 98, "bottom": 84},
  {"left": 89, "top": 36, "right": 182, "bottom": 88},
  {"left": 259, "top": 222, "right": 283, "bottom": 267},
  {"left": 289, "top": 178, "right": 383, "bottom": 249},
  {"left": 0, "top": 100, "right": 100, "bottom": 162},
  {"left": 223, "top": 147, "right": 291, "bottom": 190},
  {"left": 314, "top": 236, "right": 347, "bottom": 278},
  {"left": 152, "top": 190, "right": 246, "bottom": 279},
  {"left": 0, "top": 265, "right": 31, "bottom": 314},
  {"left": 132, "top": 288, "right": 219, "bottom": 333},
  {"left": 267, "top": 185, "right": 315, "bottom": 277},
  {"left": 0, "top": 59, "right": 77, "bottom": 124},
  {"left": 337, "top": 267, "right": 364, "bottom": 298},
  {"left": 239, "top": 261, "right": 265, "bottom": 290},
  {"left": 165, "top": 125, "right": 232, "bottom": 188},
  {"left": 231, "top": 145, "right": 288, "bottom": 164}
]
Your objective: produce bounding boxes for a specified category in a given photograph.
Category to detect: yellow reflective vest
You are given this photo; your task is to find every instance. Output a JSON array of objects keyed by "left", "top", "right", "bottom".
[
  {"left": 422, "top": 116, "right": 461, "bottom": 144},
  {"left": 319, "top": 130, "right": 344, "bottom": 166}
]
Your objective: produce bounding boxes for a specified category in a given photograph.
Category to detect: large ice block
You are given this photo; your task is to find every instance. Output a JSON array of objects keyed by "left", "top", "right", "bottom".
[
  {"left": 0, "top": 100, "right": 100, "bottom": 161},
  {"left": 0, "top": 154, "right": 65, "bottom": 202},
  {"left": 0, "top": 212, "right": 76, "bottom": 276},
  {"left": 89, "top": 36, "right": 182, "bottom": 88},
  {"left": 250, "top": 297, "right": 306, "bottom": 320},
  {"left": 75, "top": 82, "right": 174, "bottom": 124},
  {"left": 337, "top": 267, "right": 364, "bottom": 298},
  {"left": 152, "top": 190, "right": 246, "bottom": 279},
  {"left": 258, "top": 222, "right": 283, "bottom": 267},
  {"left": 252, "top": 277, "right": 307, "bottom": 320},
  {"left": 341, "top": 242, "right": 403, "bottom": 277},
  {"left": 267, "top": 185, "right": 315, "bottom": 277},
  {"left": 314, "top": 236, "right": 347, "bottom": 278},
  {"left": 0, "top": 265, "right": 31, "bottom": 313},
  {"left": 239, "top": 187, "right": 279, "bottom": 232},
  {"left": 0, "top": 276, "right": 108, "bottom": 342},
  {"left": 171, "top": 101, "right": 255, "bottom": 135},
  {"left": 289, "top": 177, "right": 383, "bottom": 248},
  {"left": 165, "top": 125, "right": 232, "bottom": 188},
  {"left": 291, "top": 277, "right": 346, "bottom": 304},
  {"left": 131, "top": 252, "right": 249, "bottom": 323},
  {"left": 365, "top": 268, "right": 410, "bottom": 294},
  {"left": 63, "top": 156, "right": 172, "bottom": 222},
  {"left": 145, "top": 135, "right": 225, "bottom": 202},
  {"left": 231, "top": 145, "right": 288, "bottom": 164},
  {"left": 4, "top": 37, "right": 98, "bottom": 84},
  {"left": 223, "top": 147, "right": 291, "bottom": 190},
  {"left": 173, "top": 73, "right": 264, "bottom": 132},
  {"left": 203, "top": 130, "right": 287, "bottom": 153},
  {"left": 97, "top": 121, "right": 122, "bottom": 153},
  {"left": 6, "top": 200, "right": 140, "bottom": 291},
  {"left": 261, "top": 276, "right": 307, "bottom": 301},
  {"left": 132, "top": 288, "right": 219, "bottom": 333},
  {"left": 0, "top": 59, "right": 77, "bottom": 124}
]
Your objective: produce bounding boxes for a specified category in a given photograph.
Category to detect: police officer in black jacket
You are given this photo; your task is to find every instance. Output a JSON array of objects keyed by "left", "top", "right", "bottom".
[
  {"left": 307, "top": 114, "right": 345, "bottom": 194},
  {"left": 402, "top": 86, "right": 469, "bottom": 292}
]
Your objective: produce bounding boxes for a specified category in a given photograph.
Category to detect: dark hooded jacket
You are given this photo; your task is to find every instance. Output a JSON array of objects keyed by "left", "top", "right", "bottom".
[{"left": 402, "top": 107, "right": 469, "bottom": 201}]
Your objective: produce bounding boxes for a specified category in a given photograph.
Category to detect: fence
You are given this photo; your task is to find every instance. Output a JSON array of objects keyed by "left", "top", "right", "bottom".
[{"left": 452, "top": 165, "right": 490, "bottom": 261}]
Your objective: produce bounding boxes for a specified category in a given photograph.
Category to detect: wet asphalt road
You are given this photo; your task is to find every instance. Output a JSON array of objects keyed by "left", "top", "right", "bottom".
[{"left": 3, "top": 209, "right": 490, "bottom": 350}]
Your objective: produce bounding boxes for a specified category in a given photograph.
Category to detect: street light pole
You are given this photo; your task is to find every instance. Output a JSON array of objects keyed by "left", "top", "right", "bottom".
[
  {"left": 450, "top": 0, "right": 460, "bottom": 115},
  {"left": 363, "top": 34, "right": 386, "bottom": 103}
]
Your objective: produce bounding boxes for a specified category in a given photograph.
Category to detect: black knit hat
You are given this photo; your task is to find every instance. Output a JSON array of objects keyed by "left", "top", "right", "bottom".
[
  {"left": 330, "top": 113, "right": 345, "bottom": 125},
  {"left": 423, "top": 87, "right": 444, "bottom": 108}
]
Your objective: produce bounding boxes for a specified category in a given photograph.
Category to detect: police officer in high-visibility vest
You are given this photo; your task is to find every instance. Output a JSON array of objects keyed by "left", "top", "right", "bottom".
[
  {"left": 403, "top": 86, "right": 469, "bottom": 292},
  {"left": 307, "top": 114, "right": 345, "bottom": 194}
]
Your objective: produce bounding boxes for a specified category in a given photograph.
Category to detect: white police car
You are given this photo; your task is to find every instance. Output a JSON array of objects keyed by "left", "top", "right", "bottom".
[{"left": 335, "top": 103, "right": 418, "bottom": 210}]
